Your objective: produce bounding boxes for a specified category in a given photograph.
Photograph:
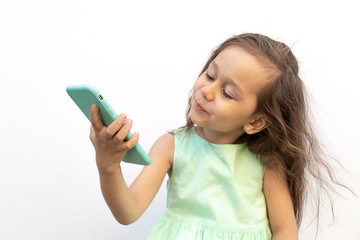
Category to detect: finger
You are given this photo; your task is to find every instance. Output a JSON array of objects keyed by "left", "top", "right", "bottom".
[
  {"left": 104, "top": 113, "right": 127, "bottom": 139},
  {"left": 120, "top": 132, "right": 139, "bottom": 151},
  {"left": 89, "top": 125, "right": 95, "bottom": 144},
  {"left": 113, "top": 118, "right": 133, "bottom": 143},
  {"left": 90, "top": 104, "right": 103, "bottom": 131}
]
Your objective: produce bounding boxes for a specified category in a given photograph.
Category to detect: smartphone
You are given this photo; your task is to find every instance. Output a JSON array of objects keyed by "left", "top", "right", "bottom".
[{"left": 66, "top": 84, "right": 151, "bottom": 166}]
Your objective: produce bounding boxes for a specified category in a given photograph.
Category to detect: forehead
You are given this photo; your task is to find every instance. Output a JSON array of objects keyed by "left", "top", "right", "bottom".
[
  {"left": 214, "top": 46, "right": 261, "bottom": 72},
  {"left": 212, "top": 46, "right": 269, "bottom": 95}
]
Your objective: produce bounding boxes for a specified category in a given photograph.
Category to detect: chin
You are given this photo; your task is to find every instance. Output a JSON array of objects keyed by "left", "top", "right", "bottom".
[
  {"left": 189, "top": 111, "right": 200, "bottom": 126},
  {"left": 190, "top": 115, "right": 206, "bottom": 128},
  {"left": 189, "top": 111, "right": 197, "bottom": 124}
]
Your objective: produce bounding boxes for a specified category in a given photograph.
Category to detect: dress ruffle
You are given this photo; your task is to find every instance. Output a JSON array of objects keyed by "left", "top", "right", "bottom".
[{"left": 147, "top": 216, "right": 272, "bottom": 240}]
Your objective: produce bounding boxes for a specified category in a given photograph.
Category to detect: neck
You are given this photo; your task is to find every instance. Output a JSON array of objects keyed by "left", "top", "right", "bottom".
[{"left": 195, "top": 126, "right": 245, "bottom": 144}]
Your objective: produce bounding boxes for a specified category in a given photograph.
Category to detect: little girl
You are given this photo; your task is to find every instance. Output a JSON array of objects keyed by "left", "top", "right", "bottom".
[{"left": 89, "top": 33, "right": 341, "bottom": 239}]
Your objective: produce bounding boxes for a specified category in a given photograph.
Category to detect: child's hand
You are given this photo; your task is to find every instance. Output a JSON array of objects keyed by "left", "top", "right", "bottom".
[{"left": 89, "top": 104, "right": 139, "bottom": 175}]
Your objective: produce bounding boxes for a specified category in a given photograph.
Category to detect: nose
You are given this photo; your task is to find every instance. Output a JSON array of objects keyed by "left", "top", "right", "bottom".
[{"left": 201, "top": 82, "right": 216, "bottom": 102}]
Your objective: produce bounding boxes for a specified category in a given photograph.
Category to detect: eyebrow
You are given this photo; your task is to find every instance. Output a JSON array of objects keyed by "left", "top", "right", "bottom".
[{"left": 210, "top": 61, "right": 244, "bottom": 96}]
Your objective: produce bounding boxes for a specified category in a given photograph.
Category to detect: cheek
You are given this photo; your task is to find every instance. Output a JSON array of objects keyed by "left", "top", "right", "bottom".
[
  {"left": 193, "top": 75, "right": 207, "bottom": 89},
  {"left": 215, "top": 103, "right": 241, "bottom": 120},
  {"left": 245, "top": 96, "right": 259, "bottom": 114},
  {"left": 193, "top": 76, "right": 202, "bottom": 87},
  {"left": 217, "top": 101, "right": 256, "bottom": 123},
  {"left": 238, "top": 99, "right": 259, "bottom": 122}
]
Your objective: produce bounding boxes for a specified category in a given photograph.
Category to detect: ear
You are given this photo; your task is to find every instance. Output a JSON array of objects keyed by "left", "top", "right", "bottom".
[{"left": 244, "top": 117, "right": 267, "bottom": 135}]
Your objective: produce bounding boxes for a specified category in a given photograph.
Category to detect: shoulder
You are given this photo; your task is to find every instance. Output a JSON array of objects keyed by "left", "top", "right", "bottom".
[
  {"left": 154, "top": 132, "right": 175, "bottom": 146},
  {"left": 263, "top": 164, "right": 288, "bottom": 193},
  {"left": 148, "top": 132, "right": 175, "bottom": 168}
]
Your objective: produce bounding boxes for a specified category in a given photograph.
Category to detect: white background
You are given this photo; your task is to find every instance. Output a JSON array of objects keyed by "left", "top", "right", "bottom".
[{"left": 1, "top": 0, "right": 359, "bottom": 239}]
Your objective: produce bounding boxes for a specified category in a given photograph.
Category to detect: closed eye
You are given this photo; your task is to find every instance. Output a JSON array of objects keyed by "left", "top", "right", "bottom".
[
  {"left": 222, "top": 89, "right": 233, "bottom": 99},
  {"left": 206, "top": 73, "right": 215, "bottom": 81}
]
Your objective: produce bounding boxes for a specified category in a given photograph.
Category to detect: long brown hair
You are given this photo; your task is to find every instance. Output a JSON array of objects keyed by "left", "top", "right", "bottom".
[{"left": 183, "top": 33, "right": 353, "bottom": 227}]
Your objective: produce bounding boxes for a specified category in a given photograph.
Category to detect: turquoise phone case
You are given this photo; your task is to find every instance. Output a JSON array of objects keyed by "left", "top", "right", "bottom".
[{"left": 66, "top": 84, "right": 151, "bottom": 166}]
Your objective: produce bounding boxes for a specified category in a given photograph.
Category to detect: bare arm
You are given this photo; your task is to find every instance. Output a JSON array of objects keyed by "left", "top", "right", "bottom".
[
  {"left": 263, "top": 166, "right": 298, "bottom": 240},
  {"left": 89, "top": 104, "right": 173, "bottom": 225}
]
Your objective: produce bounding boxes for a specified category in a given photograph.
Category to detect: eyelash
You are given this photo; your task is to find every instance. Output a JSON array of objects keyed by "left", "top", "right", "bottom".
[
  {"left": 206, "top": 73, "right": 214, "bottom": 81},
  {"left": 206, "top": 73, "right": 233, "bottom": 100},
  {"left": 222, "top": 89, "right": 233, "bottom": 99}
]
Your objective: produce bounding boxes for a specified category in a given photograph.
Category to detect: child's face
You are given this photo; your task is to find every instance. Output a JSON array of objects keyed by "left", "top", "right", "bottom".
[{"left": 190, "top": 46, "right": 269, "bottom": 139}]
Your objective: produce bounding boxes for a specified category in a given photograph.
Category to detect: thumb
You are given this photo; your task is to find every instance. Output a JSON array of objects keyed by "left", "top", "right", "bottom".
[{"left": 90, "top": 104, "right": 103, "bottom": 131}]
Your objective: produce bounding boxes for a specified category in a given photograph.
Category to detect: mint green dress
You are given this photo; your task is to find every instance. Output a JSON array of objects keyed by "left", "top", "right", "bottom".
[{"left": 147, "top": 127, "right": 272, "bottom": 240}]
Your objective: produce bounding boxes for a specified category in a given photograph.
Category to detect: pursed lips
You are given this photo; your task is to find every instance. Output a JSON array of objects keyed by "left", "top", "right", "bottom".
[{"left": 194, "top": 99, "right": 207, "bottom": 113}]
